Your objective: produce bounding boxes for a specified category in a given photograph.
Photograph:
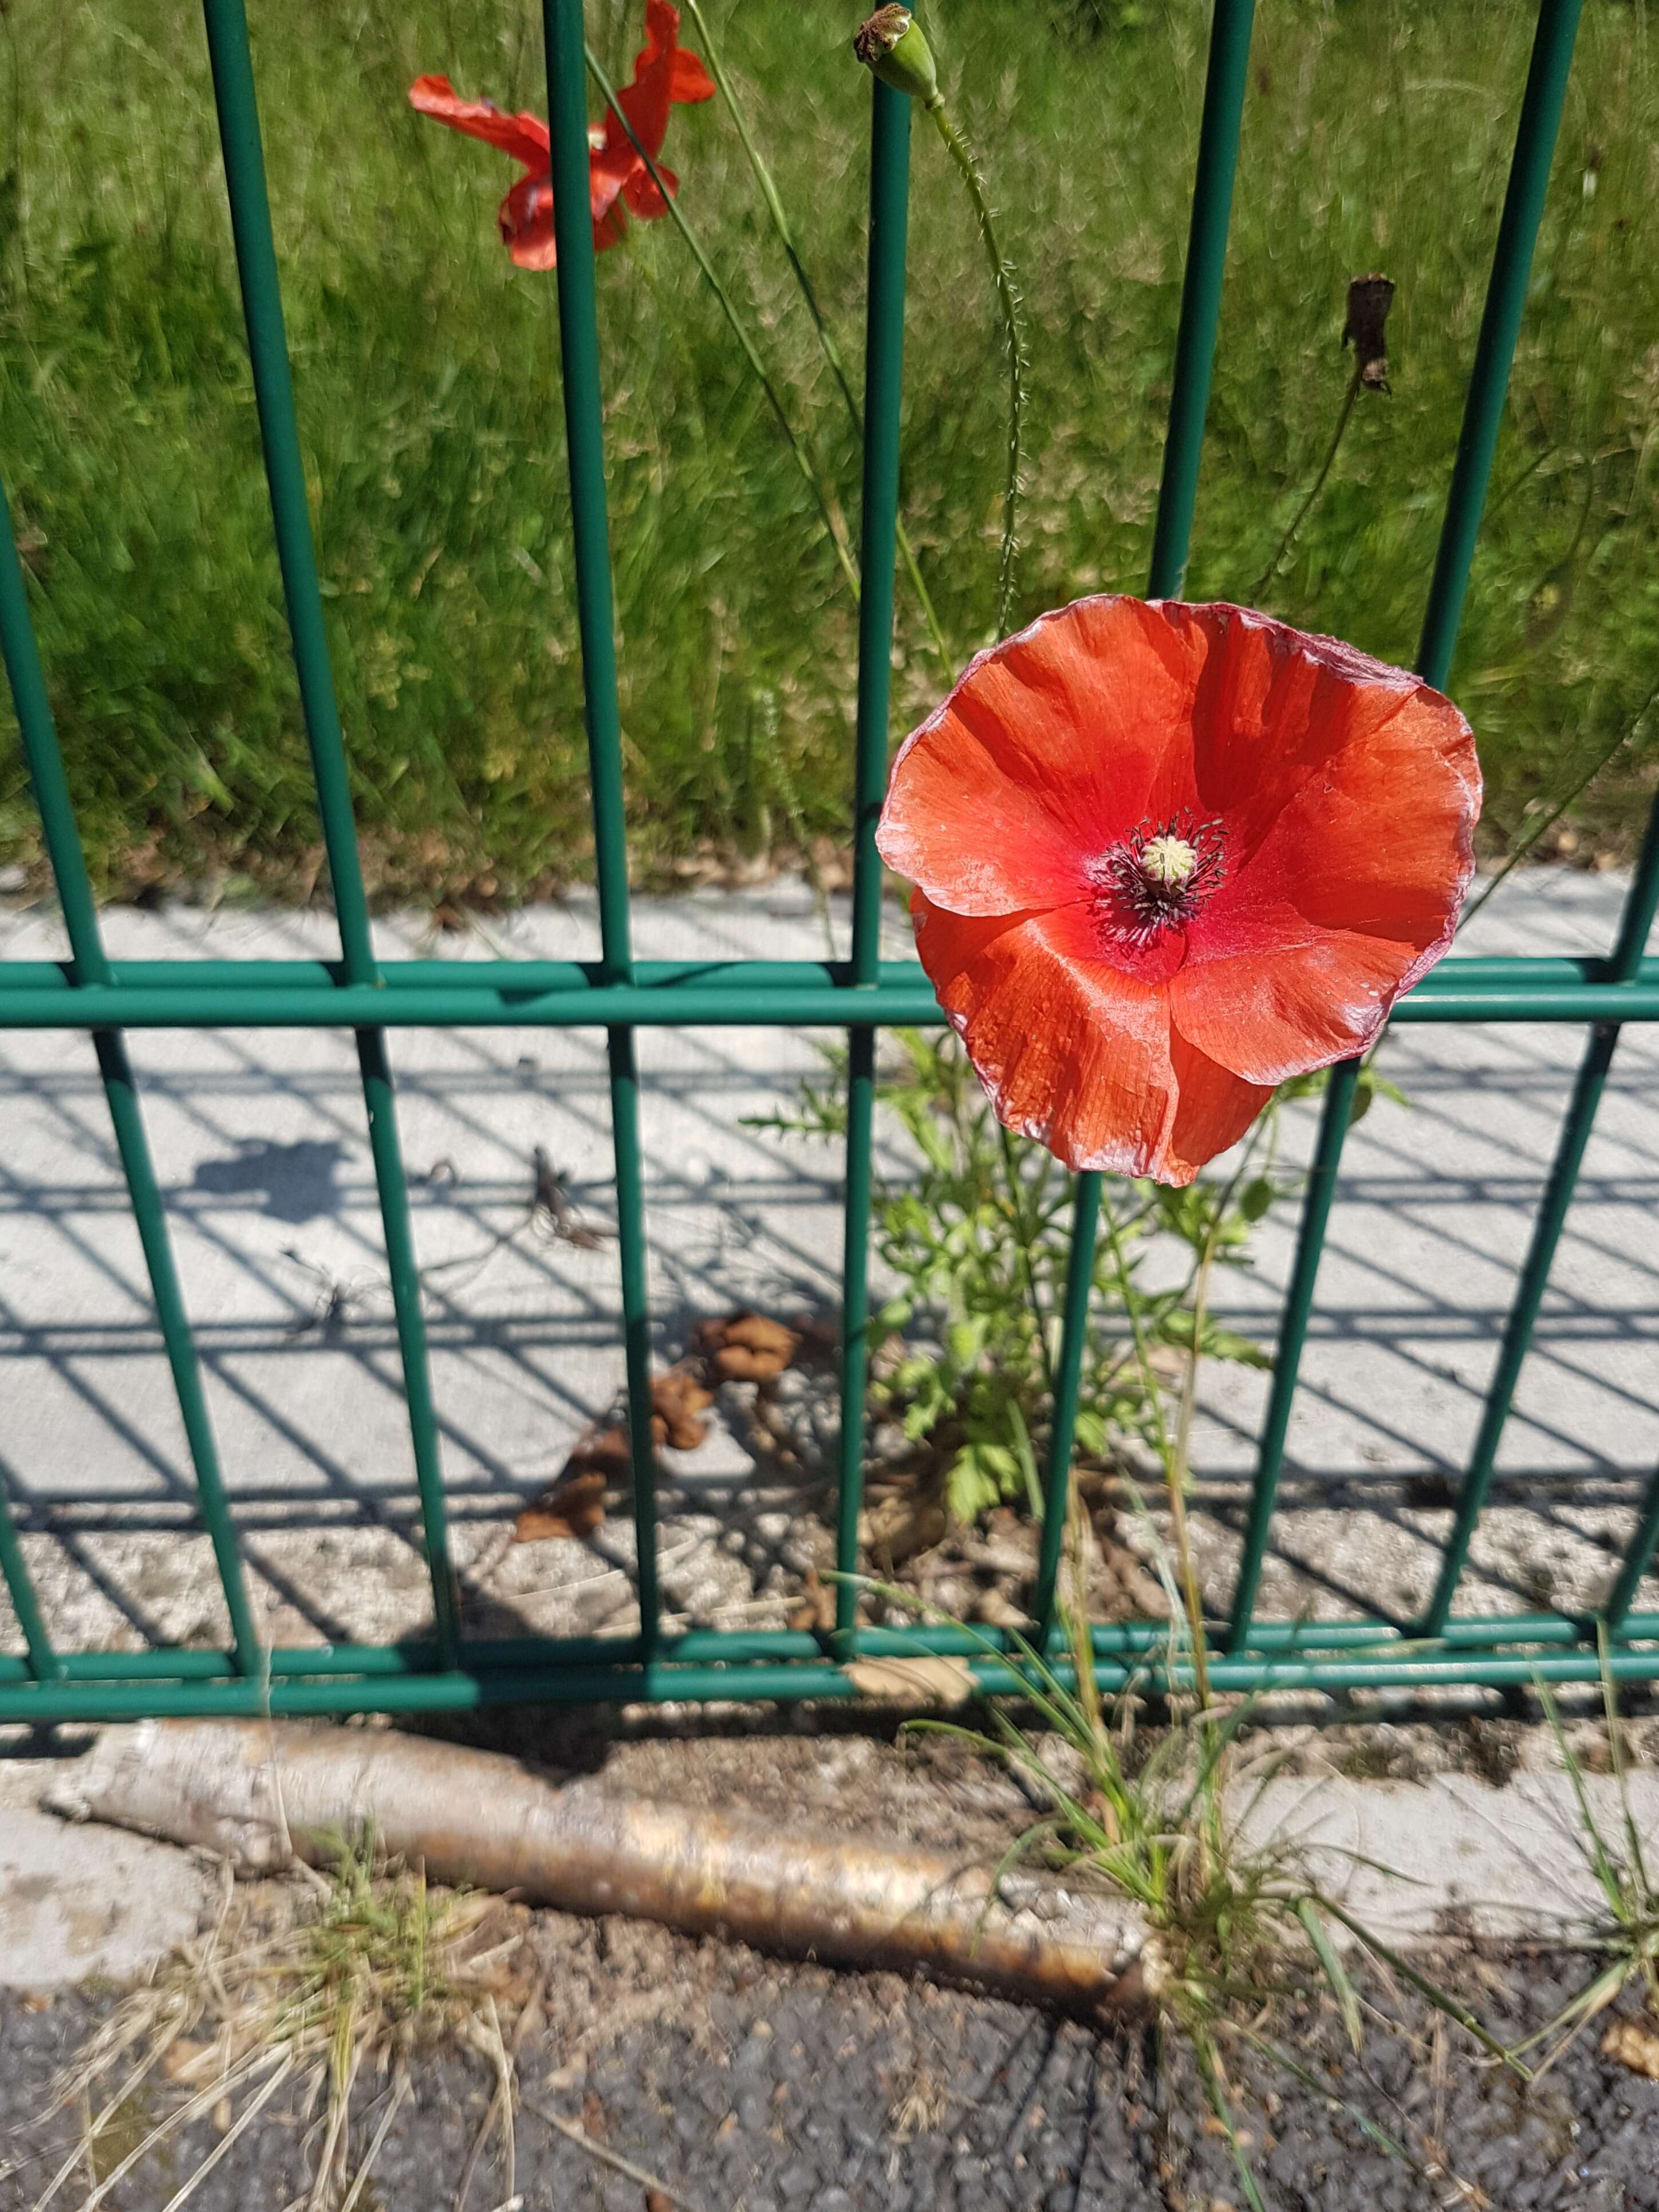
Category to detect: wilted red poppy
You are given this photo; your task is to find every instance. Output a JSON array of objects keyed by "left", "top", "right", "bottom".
[
  {"left": 411, "top": 0, "right": 714, "bottom": 270},
  {"left": 876, "top": 597, "right": 1479, "bottom": 1188}
]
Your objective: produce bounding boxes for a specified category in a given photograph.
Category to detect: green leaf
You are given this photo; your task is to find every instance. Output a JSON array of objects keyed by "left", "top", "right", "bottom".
[
  {"left": 945, "top": 1453, "right": 1000, "bottom": 1527},
  {"left": 1297, "top": 1898, "right": 1362, "bottom": 2052},
  {"left": 1239, "top": 1175, "right": 1275, "bottom": 1223},
  {"left": 1203, "top": 1325, "right": 1273, "bottom": 1370}
]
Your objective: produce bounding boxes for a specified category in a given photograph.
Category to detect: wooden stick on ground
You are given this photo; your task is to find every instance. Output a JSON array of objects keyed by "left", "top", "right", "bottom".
[{"left": 49, "top": 1720, "right": 1149, "bottom": 2015}]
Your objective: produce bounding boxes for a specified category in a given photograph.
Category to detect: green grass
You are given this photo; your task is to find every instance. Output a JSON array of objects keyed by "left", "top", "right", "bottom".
[{"left": 2, "top": 0, "right": 1657, "bottom": 901}]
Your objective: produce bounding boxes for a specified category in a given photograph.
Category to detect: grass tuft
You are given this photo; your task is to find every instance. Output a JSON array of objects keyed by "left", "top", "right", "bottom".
[
  {"left": 2, "top": 0, "right": 1657, "bottom": 897},
  {"left": 27, "top": 1832, "right": 529, "bottom": 2212}
]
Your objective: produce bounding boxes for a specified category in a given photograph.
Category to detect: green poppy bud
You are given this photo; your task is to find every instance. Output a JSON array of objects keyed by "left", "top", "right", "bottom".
[{"left": 853, "top": 6, "right": 940, "bottom": 105}]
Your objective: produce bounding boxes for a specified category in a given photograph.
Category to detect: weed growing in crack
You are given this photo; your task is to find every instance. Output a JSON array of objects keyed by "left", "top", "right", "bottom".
[{"left": 26, "top": 1834, "right": 530, "bottom": 2212}]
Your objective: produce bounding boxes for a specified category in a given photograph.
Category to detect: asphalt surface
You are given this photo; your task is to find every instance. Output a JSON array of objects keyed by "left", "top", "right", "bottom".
[{"left": 5, "top": 1946, "right": 1659, "bottom": 2211}]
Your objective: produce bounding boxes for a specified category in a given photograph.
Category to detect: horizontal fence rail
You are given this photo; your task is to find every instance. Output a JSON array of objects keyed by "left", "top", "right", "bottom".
[{"left": 1, "top": 0, "right": 1656, "bottom": 1723}]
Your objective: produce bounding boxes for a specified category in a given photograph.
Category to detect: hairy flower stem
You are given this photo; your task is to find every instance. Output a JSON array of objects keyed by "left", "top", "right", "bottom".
[
  {"left": 925, "top": 94, "right": 1024, "bottom": 639},
  {"left": 585, "top": 46, "right": 862, "bottom": 606},
  {"left": 1100, "top": 1194, "right": 1213, "bottom": 1712},
  {"left": 997, "top": 1123, "right": 1055, "bottom": 1398},
  {"left": 680, "top": 0, "right": 955, "bottom": 681},
  {"left": 1248, "top": 360, "right": 1362, "bottom": 605}
]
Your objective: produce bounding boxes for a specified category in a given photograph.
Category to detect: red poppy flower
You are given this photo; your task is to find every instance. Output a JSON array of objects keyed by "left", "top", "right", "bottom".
[
  {"left": 411, "top": 0, "right": 714, "bottom": 270},
  {"left": 876, "top": 597, "right": 1480, "bottom": 1188}
]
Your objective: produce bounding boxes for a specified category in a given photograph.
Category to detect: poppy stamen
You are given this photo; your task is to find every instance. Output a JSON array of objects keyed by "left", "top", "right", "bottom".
[{"left": 1091, "top": 814, "right": 1226, "bottom": 948}]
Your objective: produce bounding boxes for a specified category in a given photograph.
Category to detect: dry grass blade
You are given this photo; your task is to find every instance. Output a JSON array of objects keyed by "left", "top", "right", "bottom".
[
  {"left": 524, "top": 2101, "right": 698, "bottom": 2209},
  {"left": 336, "top": 2071, "right": 409, "bottom": 2212},
  {"left": 152, "top": 2053, "right": 297, "bottom": 2212},
  {"left": 37, "top": 2044, "right": 294, "bottom": 2212},
  {"left": 29, "top": 1832, "right": 527, "bottom": 2212}
]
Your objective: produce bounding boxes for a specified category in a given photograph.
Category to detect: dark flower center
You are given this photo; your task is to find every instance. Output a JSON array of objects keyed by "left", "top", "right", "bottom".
[{"left": 1089, "top": 813, "right": 1226, "bottom": 948}]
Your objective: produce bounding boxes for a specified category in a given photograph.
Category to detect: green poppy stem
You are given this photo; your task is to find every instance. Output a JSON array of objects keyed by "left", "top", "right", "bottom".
[
  {"left": 584, "top": 44, "right": 862, "bottom": 606},
  {"left": 1248, "top": 360, "right": 1362, "bottom": 605},
  {"left": 679, "top": 0, "right": 955, "bottom": 682},
  {"left": 925, "top": 93, "right": 1025, "bottom": 640}
]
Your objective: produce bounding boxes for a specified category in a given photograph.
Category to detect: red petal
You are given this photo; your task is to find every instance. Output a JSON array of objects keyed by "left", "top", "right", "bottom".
[
  {"left": 1164, "top": 1031, "right": 1275, "bottom": 1188},
  {"left": 1170, "top": 895, "right": 1422, "bottom": 1082},
  {"left": 622, "top": 156, "right": 678, "bottom": 219},
  {"left": 877, "top": 596, "right": 1207, "bottom": 918},
  {"left": 499, "top": 176, "right": 557, "bottom": 267},
  {"left": 1227, "top": 675, "right": 1479, "bottom": 972},
  {"left": 1174, "top": 667, "right": 1479, "bottom": 1083},
  {"left": 912, "top": 895, "right": 1182, "bottom": 1178},
  {"left": 498, "top": 158, "right": 637, "bottom": 266},
  {"left": 1175, "top": 603, "right": 1429, "bottom": 866},
  {"left": 409, "top": 76, "right": 549, "bottom": 171},
  {"left": 608, "top": 1, "right": 681, "bottom": 164},
  {"left": 670, "top": 50, "right": 717, "bottom": 102},
  {"left": 589, "top": 143, "right": 641, "bottom": 221}
]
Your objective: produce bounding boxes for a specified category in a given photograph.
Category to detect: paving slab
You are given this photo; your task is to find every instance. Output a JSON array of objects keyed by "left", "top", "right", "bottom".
[
  {"left": 0, "top": 1804, "right": 212, "bottom": 1988},
  {"left": 0, "top": 867, "right": 1651, "bottom": 1657}
]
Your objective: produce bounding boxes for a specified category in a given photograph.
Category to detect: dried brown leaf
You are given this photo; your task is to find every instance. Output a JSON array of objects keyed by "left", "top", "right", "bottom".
[
  {"left": 1603, "top": 2018, "right": 1659, "bottom": 2080},
  {"left": 972, "top": 1588, "right": 1029, "bottom": 1633},
  {"left": 513, "top": 1469, "right": 608, "bottom": 1543},
  {"left": 844, "top": 1656, "right": 976, "bottom": 1707},
  {"left": 859, "top": 1485, "right": 947, "bottom": 1567},
  {"left": 651, "top": 1371, "right": 714, "bottom": 1453},
  {"left": 721, "top": 1315, "right": 799, "bottom": 1360},
  {"left": 786, "top": 1569, "right": 836, "bottom": 1633},
  {"left": 693, "top": 1311, "right": 801, "bottom": 1383}
]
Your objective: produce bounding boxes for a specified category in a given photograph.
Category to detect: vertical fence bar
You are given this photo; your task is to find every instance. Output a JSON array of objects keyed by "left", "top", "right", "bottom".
[
  {"left": 1033, "top": 0, "right": 1256, "bottom": 1645},
  {"left": 1415, "top": 0, "right": 1586, "bottom": 696},
  {"left": 1224, "top": 1058, "right": 1358, "bottom": 1646},
  {"left": 541, "top": 0, "right": 660, "bottom": 1660},
  {"left": 835, "top": 80, "right": 912, "bottom": 1643},
  {"left": 1230, "top": 0, "right": 1583, "bottom": 1650},
  {"left": 1146, "top": 0, "right": 1259, "bottom": 605},
  {"left": 200, "top": 0, "right": 458, "bottom": 1665},
  {"left": 0, "top": 1476, "right": 57, "bottom": 1682},
  {"left": 1406, "top": 0, "right": 1599, "bottom": 1634},
  {"left": 1431, "top": 776, "right": 1659, "bottom": 1635},
  {"left": 1, "top": 471, "right": 260, "bottom": 1676}
]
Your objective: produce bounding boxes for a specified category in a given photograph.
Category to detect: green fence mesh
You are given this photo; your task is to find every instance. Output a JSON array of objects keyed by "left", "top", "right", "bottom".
[{"left": 3, "top": 0, "right": 1658, "bottom": 1724}]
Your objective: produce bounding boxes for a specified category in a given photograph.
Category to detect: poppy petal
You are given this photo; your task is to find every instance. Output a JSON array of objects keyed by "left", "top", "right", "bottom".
[
  {"left": 640, "top": 1, "right": 717, "bottom": 101},
  {"left": 410, "top": 76, "right": 549, "bottom": 171},
  {"left": 589, "top": 143, "right": 642, "bottom": 220},
  {"left": 877, "top": 595, "right": 1207, "bottom": 918},
  {"left": 1164, "top": 1031, "right": 1275, "bottom": 1187},
  {"left": 1223, "top": 675, "right": 1479, "bottom": 971},
  {"left": 622, "top": 156, "right": 679, "bottom": 219},
  {"left": 670, "top": 49, "right": 718, "bottom": 102},
  {"left": 1169, "top": 894, "right": 1421, "bottom": 1082},
  {"left": 1174, "top": 673, "right": 1478, "bottom": 1082},
  {"left": 608, "top": 1, "right": 682, "bottom": 163},
  {"left": 912, "top": 894, "right": 1185, "bottom": 1179},
  {"left": 499, "top": 176, "right": 558, "bottom": 269},
  {"left": 499, "top": 166, "right": 634, "bottom": 266},
  {"left": 1172, "top": 603, "right": 1431, "bottom": 868}
]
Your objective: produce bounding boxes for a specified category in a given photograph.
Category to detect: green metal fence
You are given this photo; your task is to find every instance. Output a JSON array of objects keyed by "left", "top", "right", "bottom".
[{"left": 2, "top": 0, "right": 1657, "bottom": 1726}]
